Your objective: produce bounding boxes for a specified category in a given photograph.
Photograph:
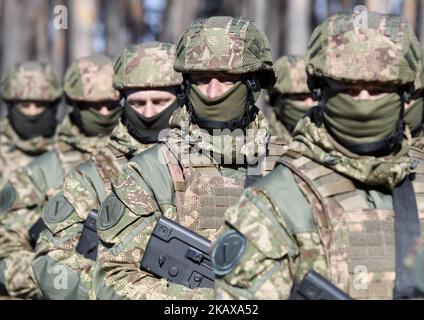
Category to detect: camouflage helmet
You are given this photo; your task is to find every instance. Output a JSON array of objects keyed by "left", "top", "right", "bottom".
[
  {"left": 1, "top": 61, "right": 62, "bottom": 102},
  {"left": 305, "top": 12, "right": 421, "bottom": 88},
  {"left": 64, "top": 54, "right": 120, "bottom": 102},
  {"left": 273, "top": 55, "right": 310, "bottom": 95},
  {"left": 174, "top": 16, "right": 277, "bottom": 89},
  {"left": 113, "top": 42, "right": 183, "bottom": 90}
]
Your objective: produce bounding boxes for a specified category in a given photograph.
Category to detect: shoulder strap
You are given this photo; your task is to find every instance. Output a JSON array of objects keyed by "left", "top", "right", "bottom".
[
  {"left": 393, "top": 175, "right": 421, "bottom": 299},
  {"left": 78, "top": 160, "right": 107, "bottom": 202},
  {"left": 129, "top": 143, "right": 176, "bottom": 206},
  {"left": 161, "top": 144, "right": 186, "bottom": 192},
  {"left": 280, "top": 152, "right": 368, "bottom": 211},
  {"left": 27, "top": 149, "right": 64, "bottom": 193}
]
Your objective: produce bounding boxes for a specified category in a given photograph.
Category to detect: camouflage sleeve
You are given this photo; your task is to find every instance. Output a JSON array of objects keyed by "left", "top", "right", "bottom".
[
  {"left": 0, "top": 206, "right": 42, "bottom": 299},
  {"left": 32, "top": 168, "right": 100, "bottom": 300},
  {"left": 5, "top": 168, "right": 45, "bottom": 209},
  {"left": 212, "top": 188, "right": 300, "bottom": 300},
  {"left": 0, "top": 164, "right": 50, "bottom": 298},
  {"left": 94, "top": 166, "right": 213, "bottom": 300}
]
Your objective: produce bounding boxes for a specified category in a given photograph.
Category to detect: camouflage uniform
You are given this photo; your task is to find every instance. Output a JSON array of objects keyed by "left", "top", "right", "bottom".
[
  {"left": 0, "top": 55, "right": 119, "bottom": 299},
  {"left": 31, "top": 42, "right": 181, "bottom": 300},
  {"left": 0, "top": 62, "right": 62, "bottom": 188},
  {"left": 92, "top": 16, "right": 288, "bottom": 300},
  {"left": 268, "top": 56, "right": 313, "bottom": 143},
  {"left": 212, "top": 12, "right": 424, "bottom": 300},
  {"left": 408, "top": 51, "right": 424, "bottom": 150}
]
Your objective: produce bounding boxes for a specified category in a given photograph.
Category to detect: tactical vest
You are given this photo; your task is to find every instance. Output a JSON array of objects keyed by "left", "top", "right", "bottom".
[
  {"left": 159, "top": 137, "right": 287, "bottom": 241},
  {"left": 279, "top": 150, "right": 424, "bottom": 299},
  {"left": 9, "top": 141, "right": 93, "bottom": 209}
]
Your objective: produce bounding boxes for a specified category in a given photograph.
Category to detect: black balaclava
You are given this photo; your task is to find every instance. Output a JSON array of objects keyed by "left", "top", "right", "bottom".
[
  {"left": 122, "top": 98, "right": 180, "bottom": 144},
  {"left": 183, "top": 75, "right": 261, "bottom": 131},
  {"left": 8, "top": 103, "right": 57, "bottom": 140},
  {"left": 70, "top": 102, "right": 121, "bottom": 137}
]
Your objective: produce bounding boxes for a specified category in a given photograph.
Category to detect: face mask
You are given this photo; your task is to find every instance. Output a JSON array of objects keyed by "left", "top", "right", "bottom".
[
  {"left": 404, "top": 97, "right": 424, "bottom": 136},
  {"left": 8, "top": 105, "right": 57, "bottom": 140},
  {"left": 323, "top": 88, "right": 403, "bottom": 153},
  {"left": 73, "top": 105, "right": 121, "bottom": 137},
  {"left": 278, "top": 98, "right": 313, "bottom": 133},
  {"left": 189, "top": 81, "right": 248, "bottom": 122},
  {"left": 123, "top": 99, "right": 179, "bottom": 144}
]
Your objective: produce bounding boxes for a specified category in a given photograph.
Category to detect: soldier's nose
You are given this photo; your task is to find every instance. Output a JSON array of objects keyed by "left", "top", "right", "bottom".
[
  {"left": 98, "top": 106, "right": 111, "bottom": 116},
  {"left": 27, "top": 103, "right": 44, "bottom": 116},
  {"left": 205, "top": 78, "right": 222, "bottom": 100},
  {"left": 143, "top": 100, "right": 156, "bottom": 118},
  {"left": 357, "top": 90, "right": 371, "bottom": 100}
]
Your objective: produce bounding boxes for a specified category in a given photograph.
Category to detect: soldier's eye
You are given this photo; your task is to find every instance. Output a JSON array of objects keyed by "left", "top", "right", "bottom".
[
  {"left": 152, "top": 99, "right": 169, "bottom": 106},
  {"left": 130, "top": 100, "right": 146, "bottom": 107}
]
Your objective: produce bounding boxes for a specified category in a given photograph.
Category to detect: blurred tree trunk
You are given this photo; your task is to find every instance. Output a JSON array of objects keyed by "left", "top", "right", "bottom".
[
  {"left": 125, "top": 0, "right": 145, "bottom": 43},
  {"left": 0, "top": 0, "right": 4, "bottom": 117},
  {"left": 159, "top": 0, "right": 200, "bottom": 43},
  {"left": 1, "top": 0, "right": 35, "bottom": 73},
  {"left": 50, "top": 0, "right": 68, "bottom": 78},
  {"left": 35, "top": 0, "right": 49, "bottom": 63},
  {"left": 403, "top": 0, "right": 417, "bottom": 31},
  {"left": 286, "top": 0, "right": 311, "bottom": 55},
  {"left": 266, "top": 0, "right": 285, "bottom": 58},
  {"left": 366, "top": 0, "right": 389, "bottom": 13},
  {"left": 104, "top": 0, "right": 128, "bottom": 57},
  {"left": 69, "top": 0, "right": 97, "bottom": 61},
  {"left": 420, "top": 0, "right": 424, "bottom": 45}
]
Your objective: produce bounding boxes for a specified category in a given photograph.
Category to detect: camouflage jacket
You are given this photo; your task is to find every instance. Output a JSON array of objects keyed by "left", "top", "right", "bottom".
[
  {"left": 32, "top": 121, "right": 150, "bottom": 300},
  {"left": 268, "top": 111, "right": 292, "bottom": 145},
  {"left": 0, "top": 119, "right": 54, "bottom": 188},
  {"left": 0, "top": 117, "right": 109, "bottom": 299},
  {"left": 92, "top": 105, "right": 287, "bottom": 300},
  {"left": 212, "top": 116, "right": 424, "bottom": 300}
]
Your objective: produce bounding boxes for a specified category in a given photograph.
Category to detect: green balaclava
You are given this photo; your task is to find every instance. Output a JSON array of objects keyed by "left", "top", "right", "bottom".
[
  {"left": 8, "top": 104, "right": 57, "bottom": 140},
  {"left": 187, "top": 81, "right": 260, "bottom": 130},
  {"left": 123, "top": 98, "right": 180, "bottom": 144},
  {"left": 404, "top": 97, "right": 424, "bottom": 136},
  {"left": 322, "top": 88, "right": 403, "bottom": 155},
  {"left": 72, "top": 103, "right": 121, "bottom": 137},
  {"left": 276, "top": 96, "right": 313, "bottom": 133}
]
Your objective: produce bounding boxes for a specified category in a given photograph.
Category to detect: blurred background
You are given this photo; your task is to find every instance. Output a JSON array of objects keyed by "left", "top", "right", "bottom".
[
  {"left": 0, "top": 0, "right": 424, "bottom": 117},
  {"left": 1, "top": 0, "right": 424, "bottom": 77}
]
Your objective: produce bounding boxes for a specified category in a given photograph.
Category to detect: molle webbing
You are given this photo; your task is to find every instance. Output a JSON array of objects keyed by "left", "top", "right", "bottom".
[
  {"left": 161, "top": 142, "right": 245, "bottom": 232},
  {"left": 27, "top": 150, "right": 64, "bottom": 195},
  {"left": 77, "top": 160, "right": 107, "bottom": 203},
  {"left": 279, "top": 151, "right": 424, "bottom": 299}
]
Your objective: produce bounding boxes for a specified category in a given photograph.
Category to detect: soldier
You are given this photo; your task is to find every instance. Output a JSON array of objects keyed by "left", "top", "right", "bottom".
[
  {"left": 0, "top": 55, "right": 120, "bottom": 298},
  {"left": 0, "top": 62, "right": 62, "bottom": 187},
  {"left": 211, "top": 12, "right": 424, "bottom": 300},
  {"left": 31, "top": 42, "right": 183, "bottom": 300},
  {"left": 92, "top": 16, "right": 287, "bottom": 300},
  {"left": 267, "top": 55, "right": 317, "bottom": 142}
]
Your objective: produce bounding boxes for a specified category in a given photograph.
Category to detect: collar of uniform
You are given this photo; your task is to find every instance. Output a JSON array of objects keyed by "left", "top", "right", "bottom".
[
  {"left": 289, "top": 116, "right": 413, "bottom": 190},
  {"left": 1, "top": 119, "right": 54, "bottom": 155},
  {"left": 57, "top": 116, "right": 110, "bottom": 154},
  {"left": 108, "top": 120, "right": 151, "bottom": 157},
  {"left": 167, "top": 105, "right": 270, "bottom": 165}
]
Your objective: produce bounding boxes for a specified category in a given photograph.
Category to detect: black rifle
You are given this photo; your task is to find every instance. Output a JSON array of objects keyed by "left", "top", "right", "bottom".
[
  {"left": 140, "top": 217, "right": 214, "bottom": 288},
  {"left": 75, "top": 209, "right": 99, "bottom": 261},
  {"left": 289, "top": 270, "right": 352, "bottom": 300}
]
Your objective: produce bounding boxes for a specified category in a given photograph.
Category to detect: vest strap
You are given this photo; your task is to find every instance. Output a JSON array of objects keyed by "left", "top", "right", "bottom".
[{"left": 393, "top": 175, "right": 421, "bottom": 299}]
